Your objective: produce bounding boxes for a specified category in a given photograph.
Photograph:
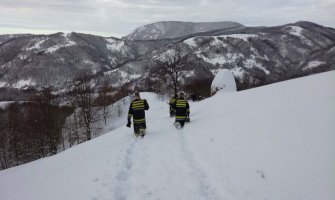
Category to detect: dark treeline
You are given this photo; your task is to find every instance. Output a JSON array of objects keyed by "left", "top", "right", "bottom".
[
  {"left": 0, "top": 97, "right": 73, "bottom": 170},
  {"left": 0, "top": 76, "right": 129, "bottom": 170}
]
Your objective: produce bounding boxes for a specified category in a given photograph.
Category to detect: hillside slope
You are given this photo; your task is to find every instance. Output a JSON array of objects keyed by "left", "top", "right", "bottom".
[
  {"left": 0, "top": 71, "right": 334, "bottom": 200},
  {"left": 1, "top": 21, "right": 334, "bottom": 101}
]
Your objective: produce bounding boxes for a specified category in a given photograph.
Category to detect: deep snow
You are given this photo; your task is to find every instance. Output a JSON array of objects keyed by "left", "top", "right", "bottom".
[
  {"left": 211, "top": 69, "right": 237, "bottom": 94},
  {"left": 0, "top": 71, "right": 334, "bottom": 200}
]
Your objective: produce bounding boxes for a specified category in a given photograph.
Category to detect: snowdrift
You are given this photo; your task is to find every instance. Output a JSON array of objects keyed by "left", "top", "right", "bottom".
[
  {"left": 210, "top": 69, "right": 237, "bottom": 94},
  {"left": 0, "top": 71, "right": 334, "bottom": 200}
]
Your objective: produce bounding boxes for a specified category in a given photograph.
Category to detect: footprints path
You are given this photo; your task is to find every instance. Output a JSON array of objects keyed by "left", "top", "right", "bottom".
[{"left": 91, "top": 105, "right": 226, "bottom": 200}]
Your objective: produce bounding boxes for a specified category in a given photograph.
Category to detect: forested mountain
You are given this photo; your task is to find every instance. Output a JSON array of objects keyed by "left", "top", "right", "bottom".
[
  {"left": 122, "top": 21, "right": 244, "bottom": 40},
  {"left": 0, "top": 21, "right": 334, "bottom": 101}
]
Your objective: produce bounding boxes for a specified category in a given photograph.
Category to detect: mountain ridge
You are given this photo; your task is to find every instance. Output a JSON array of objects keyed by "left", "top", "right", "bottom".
[
  {"left": 0, "top": 21, "right": 334, "bottom": 101},
  {"left": 122, "top": 21, "right": 244, "bottom": 41}
]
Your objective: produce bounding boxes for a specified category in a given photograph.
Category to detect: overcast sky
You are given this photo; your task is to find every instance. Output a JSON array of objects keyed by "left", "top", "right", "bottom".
[{"left": 0, "top": 0, "right": 334, "bottom": 38}]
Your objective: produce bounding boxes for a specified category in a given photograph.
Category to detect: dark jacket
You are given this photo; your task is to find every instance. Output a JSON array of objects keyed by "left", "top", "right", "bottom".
[
  {"left": 128, "top": 98, "right": 149, "bottom": 124},
  {"left": 169, "top": 97, "right": 176, "bottom": 110},
  {"left": 173, "top": 98, "right": 190, "bottom": 120}
]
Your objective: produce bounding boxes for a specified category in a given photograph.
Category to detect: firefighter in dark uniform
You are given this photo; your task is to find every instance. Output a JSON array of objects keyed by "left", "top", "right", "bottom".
[
  {"left": 126, "top": 92, "right": 149, "bottom": 136},
  {"left": 173, "top": 92, "right": 190, "bottom": 128},
  {"left": 169, "top": 95, "right": 177, "bottom": 117}
]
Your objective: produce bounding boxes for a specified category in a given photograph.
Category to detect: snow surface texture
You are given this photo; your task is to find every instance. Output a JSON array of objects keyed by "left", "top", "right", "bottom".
[
  {"left": 45, "top": 34, "right": 76, "bottom": 53},
  {"left": 304, "top": 61, "right": 326, "bottom": 70},
  {"left": 12, "top": 78, "right": 36, "bottom": 89},
  {"left": 0, "top": 81, "right": 7, "bottom": 87},
  {"left": 25, "top": 33, "right": 77, "bottom": 54},
  {"left": 0, "top": 101, "right": 14, "bottom": 109},
  {"left": 211, "top": 69, "right": 237, "bottom": 94},
  {"left": 1, "top": 72, "right": 335, "bottom": 200},
  {"left": 288, "top": 26, "right": 304, "bottom": 37},
  {"left": 106, "top": 38, "right": 125, "bottom": 52}
]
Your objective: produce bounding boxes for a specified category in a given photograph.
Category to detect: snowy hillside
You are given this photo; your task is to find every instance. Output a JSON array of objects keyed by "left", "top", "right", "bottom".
[
  {"left": 0, "top": 32, "right": 138, "bottom": 91},
  {"left": 1, "top": 21, "right": 334, "bottom": 101},
  {"left": 0, "top": 71, "right": 334, "bottom": 200}
]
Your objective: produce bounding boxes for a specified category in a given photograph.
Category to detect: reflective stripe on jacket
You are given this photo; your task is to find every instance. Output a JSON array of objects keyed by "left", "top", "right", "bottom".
[
  {"left": 174, "top": 98, "right": 189, "bottom": 120},
  {"left": 128, "top": 99, "right": 149, "bottom": 124}
]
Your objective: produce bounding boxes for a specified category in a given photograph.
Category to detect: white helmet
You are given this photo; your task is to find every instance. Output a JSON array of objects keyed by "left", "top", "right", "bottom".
[{"left": 178, "top": 91, "right": 185, "bottom": 98}]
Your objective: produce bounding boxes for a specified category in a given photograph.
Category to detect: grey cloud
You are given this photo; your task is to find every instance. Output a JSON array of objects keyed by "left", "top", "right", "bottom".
[
  {"left": 0, "top": 0, "right": 96, "bottom": 13},
  {"left": 0, "top": 0, "right": 334, "bottom": 37}
]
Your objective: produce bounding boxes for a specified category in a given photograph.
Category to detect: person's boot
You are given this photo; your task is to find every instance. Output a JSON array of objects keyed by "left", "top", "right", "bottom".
[
  {"left": 174, "top": 121, "right": 181, "bottom": 129},
  {"left": 140, "top": 129, "right": 146, "bottom": 137}
]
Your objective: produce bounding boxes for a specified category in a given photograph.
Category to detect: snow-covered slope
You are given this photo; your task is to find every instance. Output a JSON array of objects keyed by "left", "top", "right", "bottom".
[
  {"left": 0, "top": 71, "right": 334, "bottom": 200},
  {"left": 211, "top": 69, "right": 237, "bottom": 94}
]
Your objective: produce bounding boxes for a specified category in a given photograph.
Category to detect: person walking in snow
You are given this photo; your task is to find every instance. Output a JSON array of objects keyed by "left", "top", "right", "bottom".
[
  {"left": 126, "top": 91, "right": 149, "bottom": 137},
  {"left": 173, "top": 92, "right": 190, "bottom": 129},
  {"left": 169, "top": 95, "right": 177, "bottom": 117}
]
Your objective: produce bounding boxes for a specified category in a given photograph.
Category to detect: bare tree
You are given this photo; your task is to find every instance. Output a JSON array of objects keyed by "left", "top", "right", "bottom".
[
  {"left": 152, "top": 46, "right": 190, "bottom": 96},
  {"left": 71, "top": 70, "right": 100, "bottom": 141},
  {"left": 62, "top": 110, "right": 83, "bottom": 147},
  {"left": 0, "top": 96, "right": 71, "bottom": 169},
  {"left": 29, "top": 88, "right": 62, "bottom": 155},
  {"left": 96, "top": 81, "right": 113, "bottom": 125},
  {"left": 0, "top": 108, "right": 10, "bottom": 169},
  {"left": 6, "top": 103, "right": 23, "bottom": 166}
]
